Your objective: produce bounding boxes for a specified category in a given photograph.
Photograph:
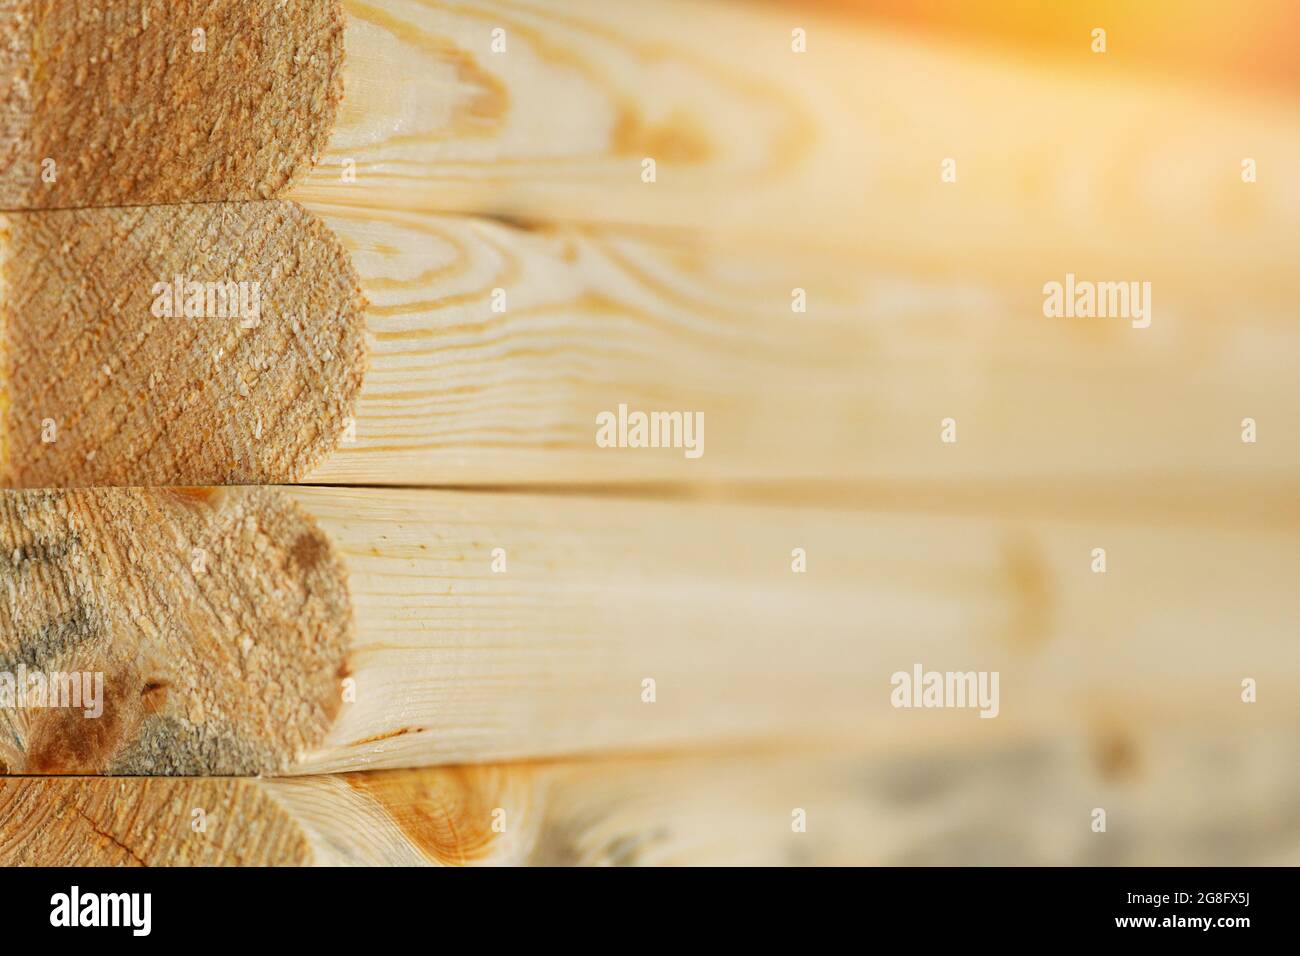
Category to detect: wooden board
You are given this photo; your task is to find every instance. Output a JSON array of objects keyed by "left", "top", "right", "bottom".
[
  {"left": 1, "top": 485, "right": 1295, "bottom": 775},
  {"left": 4, "top": 731, "right": 1297, "bottom": 865},
  {"left": 301, "top": 0, "right": 1300, "bottom": 291},
  {"left": 304, "top": 201, "right": 1300, "bottom": 486},
  {"left": 3, "top": 201, "right": 1297, "bottom": 488},
  {"left": 3, "top": 0, "right": 1298, "bottom": 291}
]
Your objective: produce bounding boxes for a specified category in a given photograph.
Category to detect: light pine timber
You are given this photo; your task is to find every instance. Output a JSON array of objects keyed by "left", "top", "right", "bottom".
[
  {"left": 304, "top": 201, "right": 1300, "bottom": 487},
  {"left": 3, "top": 731, "right": 1299, "bottom": 865},
  {"left": 2, "top": 0, "right": 1297, "bottom": 299},
  {"left": 2, "top": 200, "right": 1297, "bottom": 487},
  {"left": 299, "top": 0, "right": 1300, "bottom": 293},
  {"left": 1, "top": 485, "right": 1297, "bottom": 775}
]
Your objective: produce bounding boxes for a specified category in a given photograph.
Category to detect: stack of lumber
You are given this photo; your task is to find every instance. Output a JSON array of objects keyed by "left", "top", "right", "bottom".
[{"left": 0, "top": 0, "right": 1297, "bottom": 865}]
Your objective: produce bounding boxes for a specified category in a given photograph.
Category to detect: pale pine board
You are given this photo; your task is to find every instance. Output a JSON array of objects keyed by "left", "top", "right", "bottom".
[
  {"left": 291, "top": 486, "right": 1300, "bottom": 773},
  {"left": 7, "top": 200, "right": 1294, "bottom": 488},
  {"left": 3, "top": 485, "right": 1297, "bottom": 775},
  {"left": 288, "top": 0, "right": 1300, "bottom": 293},
  {"left": 3, "top": 0, "right": 1298, "bottom": 488},
  {"left": 5, "top": 733, "right": 1298, "bottom": 865},
  {"left": 303, "top": 202, "right": 1300, "bottom": 485}
]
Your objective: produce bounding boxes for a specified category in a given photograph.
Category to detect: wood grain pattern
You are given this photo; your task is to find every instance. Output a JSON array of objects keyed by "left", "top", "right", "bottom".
[
  {"left": 5, "top": 732, "right": 1298, "bottom": 865},
  {"left": 0, "top": 0, "right": 1294, "bottom": 303},
  {"left": 2, "top": 485, "right": 1295, "bottom": 774},
  {"left": 286, "top": 0, "right": 1300, "bottom": 292},
  {"left": 306, "top": 202, "right": 1300, "bottom": 486},
  {"left": 6, "top": 0, "right": 1295, "bottom": 298},
  {"left": 4, "top": 200, "right": 1296, "bottom": 488},
  {"left": 291, "top": 486, "right": 1300, "bottom": 773},
  {"left": 2, "top": 1, "right": 1296, "bottom": 489}
]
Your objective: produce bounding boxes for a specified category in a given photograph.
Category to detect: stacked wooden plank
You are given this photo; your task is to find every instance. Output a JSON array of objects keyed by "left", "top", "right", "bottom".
[{"left": 0, "top": 0, "right": 1297, "bottom": 865}]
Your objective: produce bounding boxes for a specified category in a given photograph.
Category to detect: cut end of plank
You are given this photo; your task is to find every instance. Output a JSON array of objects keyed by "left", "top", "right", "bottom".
[
  {"left": 0, "top": 776, "right": 314, "bottom": 865},
  {"left": 0, "top": 201, "right": 367, "bottom": 486},
  {"left": 0, "top": 487, "right": 353, "bottom": 774},
  {"left": 0, "top": 0, "right": 345, "bottom": 207}
]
